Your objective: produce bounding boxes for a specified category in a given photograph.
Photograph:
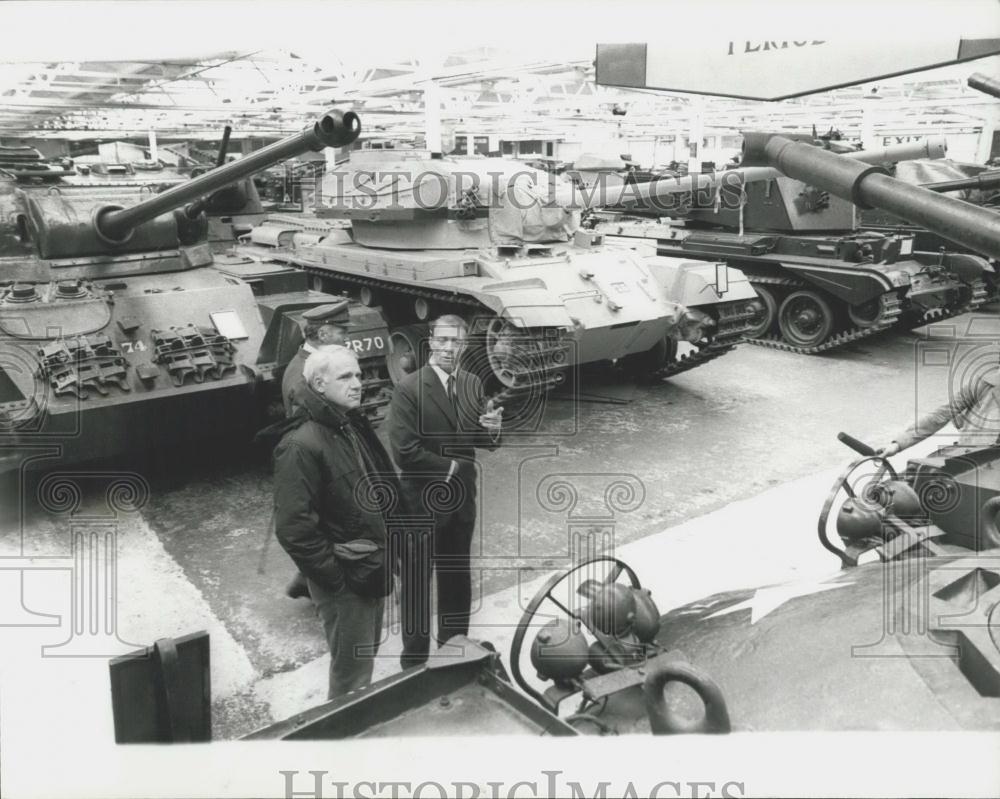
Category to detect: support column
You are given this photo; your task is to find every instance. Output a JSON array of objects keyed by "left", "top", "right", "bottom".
[
  {"left": 687, "top": 98, "right": 704, "bottom": 174},
  {"left": 859, "top": 103, "right": 876, "bottom": 151},
  {"left": 424, "top": 80, "right": 441, "bottom": 155},
  {"left": 975, "top": 104, "right": 998, "bottom": 163}
]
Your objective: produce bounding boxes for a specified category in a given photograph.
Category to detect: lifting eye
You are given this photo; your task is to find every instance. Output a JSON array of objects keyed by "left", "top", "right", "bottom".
[{"left": 15, "top": 214, "right": 30, "bottom": 243}]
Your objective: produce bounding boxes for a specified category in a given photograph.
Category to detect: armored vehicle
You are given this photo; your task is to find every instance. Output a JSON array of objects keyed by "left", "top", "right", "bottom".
[
  {"left": 589, "top": 137, "right": 995, "bottom": 352},
  {"left": 0, "top": 109, "right": 387, "bottom": 475},
  {"left": 237, "top": 151, "right": 758, "bottom": 400},
  {"left": 0, "top": 145, "right": 70, "bottom": 173}
]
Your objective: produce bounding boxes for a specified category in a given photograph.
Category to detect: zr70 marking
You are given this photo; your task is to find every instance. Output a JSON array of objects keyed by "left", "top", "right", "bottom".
[{"left": 348, "top": 336, "right": 385, "bottom": 353}]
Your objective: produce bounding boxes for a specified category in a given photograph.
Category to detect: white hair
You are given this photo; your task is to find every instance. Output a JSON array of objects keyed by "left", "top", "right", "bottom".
[{"left": 303, "top": 347, "right": 358, "bottom": 387}]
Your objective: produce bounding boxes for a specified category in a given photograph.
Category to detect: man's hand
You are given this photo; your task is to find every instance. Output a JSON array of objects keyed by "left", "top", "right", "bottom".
[
  {"left": 876, "top": 442, "right": 901, "bottom": 457},
  {"left": 478, "top": 398, "right": 503, "bottom": 433}
]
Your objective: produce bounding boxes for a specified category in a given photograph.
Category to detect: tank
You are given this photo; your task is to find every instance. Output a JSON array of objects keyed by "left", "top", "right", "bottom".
[
  {"left": 235, "top": 150, "right": 759, "bottom": 399},
  {"left": 587, "top": 136, "right": 995, "bottom": 352},
  {"left": 251, "top": 153, "right": 326, "bottom": 212},
  {"left": 0, "top": 145, "right": 75, "bottom": 177},
  {"left": 0, "top": 109, "right": 384, "bottom": 475}
]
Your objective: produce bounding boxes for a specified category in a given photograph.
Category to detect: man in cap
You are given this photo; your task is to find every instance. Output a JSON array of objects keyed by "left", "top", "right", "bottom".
[
  {"left": 282, "top": 299, "right": 352, "bottom": 417},
  {"left": 282, "top": 299, "right": 352, "bottom": 599}
]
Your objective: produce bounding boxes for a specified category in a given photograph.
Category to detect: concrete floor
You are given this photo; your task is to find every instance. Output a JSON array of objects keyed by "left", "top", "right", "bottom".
[{"left": 1, "top": 310, "right": 998, "bottom": 789}]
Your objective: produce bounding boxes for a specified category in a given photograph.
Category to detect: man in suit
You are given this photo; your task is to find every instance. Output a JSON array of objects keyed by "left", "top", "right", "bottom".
[
  {"left": 388, "top": 314, "right": 503, "bottom": 667},
  {"left": 282, "top": 299, "right": 351, "bottom": 600},
  {"left": 282, "top": 300, "right": 352, "bottom": 417}
]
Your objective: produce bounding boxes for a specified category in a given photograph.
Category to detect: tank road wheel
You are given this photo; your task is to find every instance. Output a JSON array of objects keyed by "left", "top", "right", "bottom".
[
  {"left": 387, "top": 323, "right": 429, "bottom": 385},
  {"left": 744, "top": 285, "right": 778, "bottom": 339},
  {"left": 358, "top": 286, "right": 378, "bottom": 308},
  {"left": 847, "top": 297, "right": 885, "bottom": 329},
  {"left": 484, "top": 319, "right": 538, "bottom": 391},
  {"left": 413, "top": 297, "right": 433, "bottom": 321},
  {"left": 778, "top": 290, "right": 835, "bottom": 348}
]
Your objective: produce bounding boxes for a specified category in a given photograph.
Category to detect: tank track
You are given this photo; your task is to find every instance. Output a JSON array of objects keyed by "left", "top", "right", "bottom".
[
  {"left": 905, "top": 276, "right": 990, "bottom": 330},
  {"left": 358, "top": 367, "right": 392, "bottom": 425},
  {"left": 301, "top": 266, "right": 572, "bottom": 396},
  {"left": 651, "top": 300, "right": 756, "bottom": 380},
  {"left": 744, "top": 275, "right": 903, "bottom": 355}
]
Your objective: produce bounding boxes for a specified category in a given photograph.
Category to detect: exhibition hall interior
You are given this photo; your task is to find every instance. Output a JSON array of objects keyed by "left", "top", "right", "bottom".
[{"left": 1, "top": 3, "right": 999, "bottom": 798}]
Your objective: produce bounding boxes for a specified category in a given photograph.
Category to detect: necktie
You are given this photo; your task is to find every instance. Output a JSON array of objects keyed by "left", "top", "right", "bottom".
[{"left": 446, "top": 374, "right": 459, "bottom": 421}]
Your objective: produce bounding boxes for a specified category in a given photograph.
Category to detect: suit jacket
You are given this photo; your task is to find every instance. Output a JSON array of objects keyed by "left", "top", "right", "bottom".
[
  {"left": 388, "top": 364, "right": 500, "bottom": 519},
  {"left": 281, "top": 347, "right": 310, "bottom": 417},
  {"left": 895, "top": 369, "right": 1000, "bottom": 449}
]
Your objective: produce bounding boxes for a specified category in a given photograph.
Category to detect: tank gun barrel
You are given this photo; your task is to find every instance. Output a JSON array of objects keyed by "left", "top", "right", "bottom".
[
  {"left": 601, "top": 136, "right": 947, "bottom": 211},
  {"left": 922, "top": 170, "right": 1000, "bottom": 194},
  {"left": 214, "top": 125, "right": 233, "bottom": 168},
  {"left": 968, "top": 72, "right": 1000, "bottom": 100},
  {"left": 741, "top": 132, "right": 1000, "bottom": 260},
  {"left": 96, "top": 109, "right": 360, "bottom": 243},
  {"left": 843, "top": 136, "right": 947, "bottom": 164}
]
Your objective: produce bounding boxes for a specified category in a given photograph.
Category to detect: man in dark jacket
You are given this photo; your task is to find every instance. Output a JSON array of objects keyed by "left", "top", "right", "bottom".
[
  {"left": 274, "top": 347, "right": 398, "bottom": 699},
  {"left": 388, "top": 314, "right": 503, "bottom": 668}
]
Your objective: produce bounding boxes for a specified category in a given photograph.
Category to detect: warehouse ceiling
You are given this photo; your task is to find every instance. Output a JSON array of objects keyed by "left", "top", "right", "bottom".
[
  {"left": 2, "top": 47, "right": 998, "bottom": 143},
  {"left": 1, "top": 0, "right": 998, "bottom": 146}
]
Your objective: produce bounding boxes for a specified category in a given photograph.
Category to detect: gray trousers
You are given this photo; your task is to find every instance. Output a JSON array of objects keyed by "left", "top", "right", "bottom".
[{"left": 306, "top": 577, "right": 384, "bottom": 699}]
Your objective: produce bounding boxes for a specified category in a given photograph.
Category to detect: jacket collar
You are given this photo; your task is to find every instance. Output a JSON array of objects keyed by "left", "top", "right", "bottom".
[{"left": 297, "top": 383, "right": 353, "bottom": 431}]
